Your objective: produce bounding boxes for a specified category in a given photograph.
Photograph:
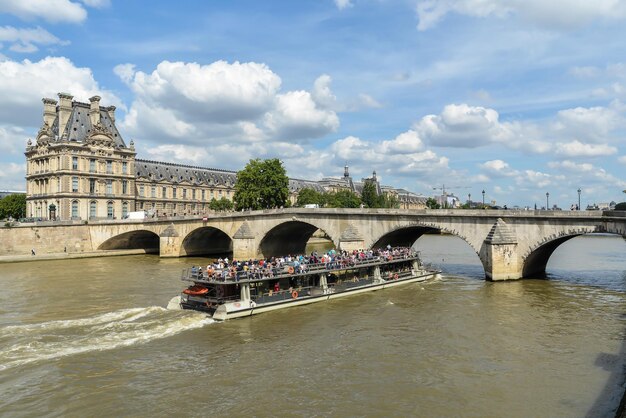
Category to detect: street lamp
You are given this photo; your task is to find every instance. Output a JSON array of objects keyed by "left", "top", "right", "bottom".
[
  {"left": 546, "top": 192, "right": 549, "bottom": 210},
  {"left": 468, "top": 193, "right": 471, "bottom": 207},
  {"left": 577, "top": 188, "right": 581, "bottom": 210},
  {"left": 482, "top": 190, "right": 485, "bottom": 208}
]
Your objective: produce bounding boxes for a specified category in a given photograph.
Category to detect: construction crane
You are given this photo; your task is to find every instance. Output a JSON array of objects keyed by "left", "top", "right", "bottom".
[{"left": 432, "top": 184, "right": 470, "bottom": 208}]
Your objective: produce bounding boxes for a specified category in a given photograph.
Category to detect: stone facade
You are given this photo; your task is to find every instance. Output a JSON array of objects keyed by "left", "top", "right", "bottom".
[{"left": 25, "top": 94, "right": 425, "bottom": 221}]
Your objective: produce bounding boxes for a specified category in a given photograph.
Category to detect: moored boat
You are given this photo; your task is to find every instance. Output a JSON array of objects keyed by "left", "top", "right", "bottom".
[{"left": 174, "top": 247, "right": 441, "bottom": 320}]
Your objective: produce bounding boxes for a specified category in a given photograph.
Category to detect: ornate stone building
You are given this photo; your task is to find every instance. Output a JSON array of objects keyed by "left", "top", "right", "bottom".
[{"left": 25, "top": 94, "right": 424, "bottom": 221}]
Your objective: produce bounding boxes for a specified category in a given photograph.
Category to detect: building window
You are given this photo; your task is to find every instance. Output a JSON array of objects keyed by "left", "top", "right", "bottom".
[
  {"left": 151, "top": 185, "right": 156, "bottom": 198},
  {"left": 122, "top": 202, "right": 128, "bottom": 218},
  {"left": 173, "top": 187, "right": 177, "bottom": 198},
  {"left": 106, "top": 180, "right": 113, "bottom": 195},
  {"left": 139, "top": 185, "right": 144, "bottom": 197},
  {"left": 90, "top": 201, "right": 97, "bottom": 219},
  {"left": 182, "top": 189, "right": 187, "bottom": 199},
  {"left": 107, "top": 201, "right": 114, "bottom": 219},
  {"left": 90, "top": 159, "right": 96, "bottom": 173},
  {"left": 210, "top": 190, "right": 214, "bottom": 199},
  {"left": 72, "top": 157, "right": 78, "bottom": 170},
  {"left": 106, "top": 160, "right": 113, "bottom": 174},
  {"left": 122, "top": 180, "right": 128, "bottom": 195},
  {"left": 89, "top": 179, "right": 96, "bottom": 194},
  {"left": 192, "top": 189, "right": 196, "bottom": 200},
  {"left": 122, "top": 161, "right": 127, "bottom": 174},
  {"left": 71, "top": 200, "right": 79, "bottom": 219},
  {"left": 201, "top": 190, "right": 205, "bottom": 201},
  {"left": 218, "top": 190, "right": 222, "bottom": 197},
  {"left": 72, "top": 177, "right": 79, "bottom": 193},
  {"left": 162, "top": 186, "right": 167, "bottom": 198}
]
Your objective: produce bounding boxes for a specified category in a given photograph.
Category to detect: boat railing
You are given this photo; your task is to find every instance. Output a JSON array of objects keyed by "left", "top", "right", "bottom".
[{"left": 182, "top": 250, "right": 421, "bottom": 284}]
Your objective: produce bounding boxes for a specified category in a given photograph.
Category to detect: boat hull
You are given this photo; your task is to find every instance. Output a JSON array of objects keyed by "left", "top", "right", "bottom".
[{"left": 206, "top": 270, "right": 441, "bottom": 321}]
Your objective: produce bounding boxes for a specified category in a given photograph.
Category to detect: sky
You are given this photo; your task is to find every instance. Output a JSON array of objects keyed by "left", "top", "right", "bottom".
[{"left": 1, "top": 0, "right": 626, "bottom": 209}]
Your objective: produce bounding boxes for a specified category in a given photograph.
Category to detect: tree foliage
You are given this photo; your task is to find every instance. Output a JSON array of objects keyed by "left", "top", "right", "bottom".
[
  {"left": 614, "top": 202, "right": 626, "bottom": 210},
  {"left": 425, "top": 197, "right": 441, "bottom": 209},
  {"left": 234, "top": 158, "right": 289, "bottom": 210},
  {"left": 0, "top": 194, "right": 26, "bottom": 220},
  {"left": 296, "top": 187, "right": 325, "bottom": 206},
  {"left": 209, "top": 197, "right": 234, "bottom": 211},
  {"left": 361, "top": 182, "right": 378, "bottom": 208},
  {"left": 325, "top": 190, "right": 362, "bottom": 208}
]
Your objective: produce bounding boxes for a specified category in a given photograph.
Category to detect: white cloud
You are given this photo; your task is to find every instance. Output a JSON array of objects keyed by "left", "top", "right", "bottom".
[
  {"left": 548, "top": 160, "right": 595, "bottom": 172},
  {"left": 414, "top": 103, "right": 514, "bottom": 148},
  {"left": 416, "top": 0, "right": 626, "bottom": 31},
  {"left": 552, "top": 104, "right": 624, "bottom": 143},
  {"left": 0, "top": 162, "right": 26, "bottom": 190},
  {"left": 312, "top": 74, "right": 336, "bottom": 109},
  {"left": 619, "top": 155, "right": 626, "bottom": 165},
  {"left": 265, "top": 90, "right": 339, "bottom": 140},
  {"left": 0, "top": 57, "right": 119, "bottom": 127},
  {"left": 0, "top": 125, "right": 26, "bottom": 155},
  {"left": 554, "top": 140, "right": 617, "bottom": 157},
  {"left": 119, "top": 60, "right": 339, "bottom": 145},
  {"left": 79, "top": 0, "right": 110, "bottom": 8},
  {"left": 516, "top": 170, "right": 553, "bottom": 189},
  {"left": 113, "top": 63, "right": 136, "bottom": 84},
  {"left": 334, "top": 0, "right": 353, "bottom": 10},
  {"left": 380, "top": 130, "right": 423, "bottom": 154},
  {"left": 0, "top": 26, "right": 69, "bottom": 53},
  {"left": 0, "top": 0, "right": 88, "bottom": 24},
  {"left": 480, "top": 159, "right": 517, "bottom": 177}
]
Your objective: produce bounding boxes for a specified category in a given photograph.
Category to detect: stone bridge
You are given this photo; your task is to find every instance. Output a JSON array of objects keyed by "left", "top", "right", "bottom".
[{"left": 3, "top": 208, "right": 625, "bottom": 281}]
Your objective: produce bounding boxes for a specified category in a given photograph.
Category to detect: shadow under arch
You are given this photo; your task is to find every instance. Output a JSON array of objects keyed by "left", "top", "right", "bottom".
[
  {"left": 259, "top": 221, "right": 331, "bottom": 258},
  {"left": 98, "top": 230, "right": 160, "bottom": 253},
  {"left": 370, "top": 225, "right": 443, "bottom": 249},
  {"left": 180, "top": 226, "right": 232, "bottom": 257}
]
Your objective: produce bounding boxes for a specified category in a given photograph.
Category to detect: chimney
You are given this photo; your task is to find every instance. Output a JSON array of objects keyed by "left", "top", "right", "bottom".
[
  {"left": 57, "top": 92, "right": 73, "bottom": 139},
  {"left": 42, "top": 97, "right": 57, "bottom": 127},
  {"left": 107, "top": 105, "right": 116, "bottom": 124},
  {"left": 89, "top": 95, "right": 101, "bottom": 126}
]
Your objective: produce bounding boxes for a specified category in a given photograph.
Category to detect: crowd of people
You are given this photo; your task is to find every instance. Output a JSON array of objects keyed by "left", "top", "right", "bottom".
[{"left": 189, "top": 246, "right": 416, "bottom": 282}]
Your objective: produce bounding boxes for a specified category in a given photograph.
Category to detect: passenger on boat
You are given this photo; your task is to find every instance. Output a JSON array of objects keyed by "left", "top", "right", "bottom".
[{"left": 274, "top": 282, "right": 280, "bottom": 293}]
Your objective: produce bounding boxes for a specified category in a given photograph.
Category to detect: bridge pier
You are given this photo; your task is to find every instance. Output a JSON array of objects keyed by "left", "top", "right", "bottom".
[
  {"left": 480, "top": 218, "right": 522, "bottom": 281},
  {"left": 159, "top": 224, "right": 183, "bottom": 257}
]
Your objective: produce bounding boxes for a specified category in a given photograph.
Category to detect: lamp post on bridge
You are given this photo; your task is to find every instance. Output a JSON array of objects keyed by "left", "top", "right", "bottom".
[
  {"left": 578, "top": 188, "right": 581, "bottom": 211},
  {"left": 468, "top": 193, "right": 471, "bottom": 208},
  {"left": 482, "top": 190, "right": 485, "bottom": 208},
  {"left": 546, "top": 192, "right": 550, "bottom": 210}
]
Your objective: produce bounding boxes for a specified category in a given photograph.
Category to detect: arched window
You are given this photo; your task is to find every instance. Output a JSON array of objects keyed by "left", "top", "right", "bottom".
[
  {"left": 107, "top": 201, "right": 114, "bottom": 219},
  {"left": 89, "top": 201, "right": 97, "bottom": 219},
  {"left": 122, "top": 202, "right": 128, "bottom": 219},
  {"left": 71, "top": 200, "right": 79, "bottom": 219}
]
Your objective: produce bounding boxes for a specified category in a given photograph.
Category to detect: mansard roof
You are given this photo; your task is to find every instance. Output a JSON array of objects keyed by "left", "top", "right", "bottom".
[
  {"left": 135, "top": 159, "right": 237, "bottom": 187},
  {"left": 55, "top": 101, "right": 126, "bottom": 148}
]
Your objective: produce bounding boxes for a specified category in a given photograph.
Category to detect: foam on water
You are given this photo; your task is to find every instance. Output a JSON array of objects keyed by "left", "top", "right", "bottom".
[{"left": 0, "top": 306, "right": 213, "bottom": 372}]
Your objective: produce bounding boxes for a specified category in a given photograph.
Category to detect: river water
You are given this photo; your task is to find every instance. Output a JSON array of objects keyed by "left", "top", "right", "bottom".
[{"left": 0, "top": 234, "right": 625, "bottom": 417}]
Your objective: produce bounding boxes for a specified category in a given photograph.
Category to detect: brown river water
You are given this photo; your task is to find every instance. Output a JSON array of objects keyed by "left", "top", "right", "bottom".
[{"left": 0, "top": 234, "right": 625, "bottom": 417}]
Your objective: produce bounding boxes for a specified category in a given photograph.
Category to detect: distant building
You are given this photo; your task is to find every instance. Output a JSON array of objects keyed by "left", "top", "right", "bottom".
[{"left": 24, "top": 93, "right": 426, "bottom": 220}]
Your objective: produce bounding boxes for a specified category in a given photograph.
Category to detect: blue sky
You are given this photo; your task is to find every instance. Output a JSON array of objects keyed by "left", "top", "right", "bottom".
[{"left": 2, "top": 0, "right": 626, "bottom": 208}]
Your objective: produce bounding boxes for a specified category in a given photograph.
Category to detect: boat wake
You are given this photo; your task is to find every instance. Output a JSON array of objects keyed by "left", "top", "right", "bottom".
[{"left": 0, "top": 307, "right": 213, "bottom": 372}]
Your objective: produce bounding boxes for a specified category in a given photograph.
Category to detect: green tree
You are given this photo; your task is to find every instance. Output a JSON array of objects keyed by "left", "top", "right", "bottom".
[
  {"left": 379, "top": 193, "right": 400, "bottom": 209},
  {"left": 326, "top": 190, "right": 362, "bottom": 208},
  {"left": 361, "top": 182, "right": 378, "bottom": 208},
  {"left": 0, "top": 194, "right": 26, "bottom": 220},
  {"left": 425, "top": 197, "right": 440, "bottom": 209},
  {"left": 209, "top": 197, "right": 234, "bottom": 211},
  {"left": 234, "top": 158, "right": 289, "bottom": 210},
  {"left": 296, "top": 187, "right": 325, "bottom": 206}
]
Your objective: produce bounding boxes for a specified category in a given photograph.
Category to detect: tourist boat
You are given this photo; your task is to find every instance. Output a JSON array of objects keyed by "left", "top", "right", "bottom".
[{"left": 171, "top": 248, "right": 441, "bottom": 321}]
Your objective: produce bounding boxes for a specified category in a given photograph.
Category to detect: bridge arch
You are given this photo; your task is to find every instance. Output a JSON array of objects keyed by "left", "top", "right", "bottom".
[
  {"left": 180, "top": 226, "right": 232, "bottom": 257},
  {"left": 521, "top": 226, "right": 610, "bottom": 277},
  {"left": 98, "top": 230, "right": 160, "bottom": 253},
  {"left": 259, "top": 220, "right": 333, "bottom": 258},
  {"left": 370, "top": 224, "right": 440, "bottom": 249}
]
